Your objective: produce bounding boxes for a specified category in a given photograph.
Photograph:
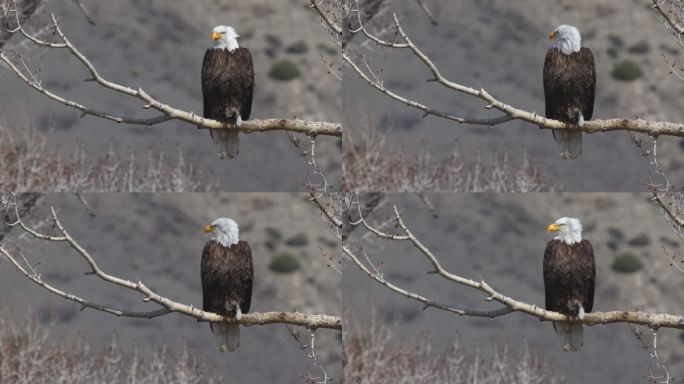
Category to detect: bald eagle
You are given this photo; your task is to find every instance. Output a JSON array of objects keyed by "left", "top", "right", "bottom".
[
  {"left": 544, "top": 217, "right": 595, "bottom": 352},
  {"left": 202, "top": 218, "right": 254, "bottom": 352},
  {"left": 201, "top": 25, "right": 255, "bottom": 159},
  {"left": 543, "top": 25, "right": 596, "bottom": 160}
]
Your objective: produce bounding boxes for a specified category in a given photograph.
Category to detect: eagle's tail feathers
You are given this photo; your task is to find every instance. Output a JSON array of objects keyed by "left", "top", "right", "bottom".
[
  {"left": 553, "top": 322, "right": 583, "bottom": 352},
  {"left": 553, "top": 129, "right": 582, "bottom": 160},
  {"left": 212, "top": 130, "right": 240, "bottom": 159},
  {"left": 212, "top": 322, "right": 240, "bottom": 352}
]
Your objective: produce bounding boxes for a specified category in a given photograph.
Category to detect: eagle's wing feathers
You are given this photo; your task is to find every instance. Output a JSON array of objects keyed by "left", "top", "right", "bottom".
[
  {"left": 577, "top": 47, "right": 596, "bottom": 121},
  {"left": 581, "top": 239, "right": 596, "bottom": 313},
  {"left": 239, "top": 241, "right": 253, "bottom": 314},
  {"left": 236, "top": 48, "right": 254, "bottom": 121}
]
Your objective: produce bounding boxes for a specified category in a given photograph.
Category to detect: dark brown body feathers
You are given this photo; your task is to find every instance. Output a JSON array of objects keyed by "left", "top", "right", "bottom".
[
  {"left": 201, "top": 47, "right": 254, "bottom": 124},
  {"left": 201, "top": 240, "right": 253, "bottom": 320},
  {"left": 543, "top": 47, "right": 596, "bottom": 125},
  {"left": 543, "top": 239, "right": 595, "bottom": 317}
]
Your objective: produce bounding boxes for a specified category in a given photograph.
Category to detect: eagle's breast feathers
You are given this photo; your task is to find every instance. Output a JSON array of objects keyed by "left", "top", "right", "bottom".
[
  {"left": 200, "top": 239, "right": 254, "bottom": 317},
  {"left": 543, "top": 239, "right": 596, "bottom": 317},
  {"left": 201, "top": 47, "right": 255, "bottom": 124}
]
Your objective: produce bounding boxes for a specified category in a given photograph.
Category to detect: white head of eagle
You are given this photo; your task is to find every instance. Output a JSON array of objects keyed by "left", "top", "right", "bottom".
[
  {"left": 211, "top": 25, "right": 240, "bottom": 52},
  {"left": 547, "top": 217, "right": 582, "bottom": 245},
  {"left": 204, "top": 218, "right": 239, "bottom": 247},
  {"left": 549, "top": 24, "right": 581, "bottom": 55}
]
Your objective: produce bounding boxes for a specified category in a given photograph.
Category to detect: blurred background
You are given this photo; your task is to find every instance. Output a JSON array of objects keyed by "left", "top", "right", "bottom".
[
  {"left": 0, "top": 193, "right": 342, "bottom": 382},
  {"left": 0, "top": 0, "right": 341, "bottom": 191},
  {"left": 344, "top": 0, "right": 684, "bottom": 191},
  {"left": 344, "top": 193, "right": 684, "bottom": 383}
]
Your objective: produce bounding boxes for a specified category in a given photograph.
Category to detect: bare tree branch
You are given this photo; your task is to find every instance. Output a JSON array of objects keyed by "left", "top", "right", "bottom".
[
  {"left": 310, "top": 0, "right": 342, "bottom": 35},
  {"left": 1, "top": 0, "right": 45, "bottom": 49},
  {"left": 653, "top": 192, "right": 684, "bottom": 226},
  {"left": 75, "top": 193, "right": 95, "bottom": 217},
  {"left": 309, "top": 191, "right": 343, "bottom": 229},
  {"left": 71, "top": 0, "right": 94, "bottom": 25},
  {"left": 0, "top": 195, "right": 341, "bottom": 331},
  {"left": 630, "top": 325, "right": 673, "bottom": 383},
  {"left": 0, "top": 192, "right": 40, "bottom": 241},
  {"left": 414, "top": 0, "right": 437, "bottom": 25},
  {"left": 286, "top": 326, "right": 331, "bottom": 384},
  {"left": 652, "top": 0, "right": 684, "bottom": 35}
]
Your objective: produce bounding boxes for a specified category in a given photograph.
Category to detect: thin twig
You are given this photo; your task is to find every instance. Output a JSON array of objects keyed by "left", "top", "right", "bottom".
[
  {"left": 72, "top": 0, "right": 95, "bottom": 25},
  {"left": 415, "top": 0, "right": 438, "bottom": 25}
]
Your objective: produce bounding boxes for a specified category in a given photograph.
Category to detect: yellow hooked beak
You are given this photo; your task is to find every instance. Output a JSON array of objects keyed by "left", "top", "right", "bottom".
[
  {"left": 547, "top": 223, "right": 561, "bottom": 232},
  {"left": 212, "top": 31, "right": 221, "bottom": 41},
  {"left": 204, "top": 224, "right": 215, "bottom": 234},
  {"left": 548, "top": 31, "right": 557, "bottom": 40}
]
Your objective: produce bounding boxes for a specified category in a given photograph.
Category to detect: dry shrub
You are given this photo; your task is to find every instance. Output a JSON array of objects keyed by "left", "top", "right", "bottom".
[
  {"left": 343, "top": 124, "right": 560, "bottom": 193},
  {"left": 0, "top": 315, "right": 221, "bottom": 384},
  {"left": 344, "top": 316, "right": 564, "bottom": 384},
  {"left": 0, "top": 122, "right": 218, "bottom": 192}
]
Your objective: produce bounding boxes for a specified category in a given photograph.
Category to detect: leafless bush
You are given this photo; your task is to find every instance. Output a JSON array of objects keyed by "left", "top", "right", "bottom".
[
  {"left": 0, "top": 122, "right": 218, "bottom": 192},
  {"left": 343, "top": 123, "right": 560, "bottom": 192},
  {"left": 0, "top": 314, "right": 222, "bottom": 384},
  {"left": 344, "top": 315, "right": 564, "bottom": 384}
]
